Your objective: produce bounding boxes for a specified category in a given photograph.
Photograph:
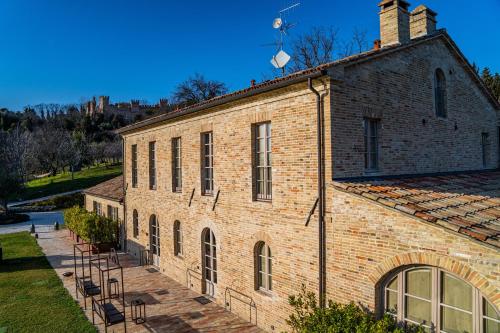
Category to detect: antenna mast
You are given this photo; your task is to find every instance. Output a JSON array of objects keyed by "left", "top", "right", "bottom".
[{"left": 269, "top": 2, "right": 300, "bottom": 76}]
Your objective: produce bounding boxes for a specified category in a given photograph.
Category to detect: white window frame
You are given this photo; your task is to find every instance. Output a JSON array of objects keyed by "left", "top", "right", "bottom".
[
  {"left": 256, "top": 242, "right": 273, "bottom": 293},
  {"left": 174, "top": 220, "right": 183, "bottom": 257},
  {"left": 201, "top": 132, "right": 214, "bottom": 196},
  {"left": 382, "top": 266, "right": 499, "bottom": 333},
  {"left": 254, "top": 122, "right": 272, "bottom": 201}
]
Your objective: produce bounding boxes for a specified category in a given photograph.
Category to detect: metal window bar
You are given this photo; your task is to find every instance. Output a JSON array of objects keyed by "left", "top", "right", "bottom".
[
  {"left": 172, "top": 138, "right": 182, "bottom": 192},
  {"left": 255, "top": 123, "right": 272, "bottom": 200},
  {"left": 149, "top": 141, "right": 156, "bottom": 190},
  {"left": 131, "top": 144, "right": 138, "bottom": 187},
  {"left": 202, "top": 132, "right": 214, "bottom": 195}
]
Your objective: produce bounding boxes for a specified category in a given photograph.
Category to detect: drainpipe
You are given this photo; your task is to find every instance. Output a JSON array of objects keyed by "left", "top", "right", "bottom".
[
  {"left": 122, "top": 137, "right": 127, "bottom": 252},
  {"left": 308, "top": 75, "right": 327, "bottom": 308}
]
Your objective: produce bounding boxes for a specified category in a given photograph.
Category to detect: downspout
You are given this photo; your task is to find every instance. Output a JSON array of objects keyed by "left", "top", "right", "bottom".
[
  {"left": 122, "top": 136, "right": 127, "bottom": 252},
  {"left": 308, "top": 75, "right": 327, "bottom": 308}
]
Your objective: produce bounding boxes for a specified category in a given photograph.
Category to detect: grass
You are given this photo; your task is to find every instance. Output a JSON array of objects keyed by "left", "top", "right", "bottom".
[
  {"left": 0, "top": 232, "right": 96, "bottom": 333},
  {"left": 15, "top": 164, "right": 122, "bottom": 201}
]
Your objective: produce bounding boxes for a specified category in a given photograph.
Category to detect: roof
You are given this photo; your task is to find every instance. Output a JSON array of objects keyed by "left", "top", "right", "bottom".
[
  {"left": 84, "top": 175, "right": 124, "bottom": 202},
  {"left": 116, "top": 30, "right": 499, "bottom": 136},
  {"left": 332, "top": 170, "right": 500, "bottom": 249}
]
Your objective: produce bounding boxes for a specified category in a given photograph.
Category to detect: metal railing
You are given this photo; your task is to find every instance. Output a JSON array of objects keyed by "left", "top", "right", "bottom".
[{"left": 224, "top": 287, "right": 257, "bottom": 325}]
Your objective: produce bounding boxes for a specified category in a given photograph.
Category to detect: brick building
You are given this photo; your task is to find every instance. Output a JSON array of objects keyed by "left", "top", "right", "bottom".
[{"left": 113, "top": 1, "right": 499, "bottom": 332}]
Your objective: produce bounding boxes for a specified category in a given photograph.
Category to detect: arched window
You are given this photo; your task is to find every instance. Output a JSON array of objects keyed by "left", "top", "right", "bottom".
[
  {"left": 435, "top": 68, "right": 447, "bottom": 118},
  {"left": 173, "top": 220, "right": 182, "bottom": 256},
  {"left": 132, "top": 210, "right": 139, "bottom": 238},
  {"left": 255, "top": 242, "right": 272, "bottom": 292},
  {"left": 381, "top": 266, "right": 499, "bottom": 332}
]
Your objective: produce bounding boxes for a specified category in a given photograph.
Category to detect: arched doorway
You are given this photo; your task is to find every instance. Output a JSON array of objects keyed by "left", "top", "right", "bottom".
[
  {"left": 149, "top": 215, "right": 160, "bottom": 267},
  {"left": 202, "top": 228, "right": 217, "bottom": 297}
]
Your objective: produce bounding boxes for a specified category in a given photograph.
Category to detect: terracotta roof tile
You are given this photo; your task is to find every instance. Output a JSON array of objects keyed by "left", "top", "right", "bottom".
[
  {"left": 332, "top": 170, "right": 500, "bottom": 248},
  {"left": 83, "top": 176, "right": 124, "bottom": 202}
]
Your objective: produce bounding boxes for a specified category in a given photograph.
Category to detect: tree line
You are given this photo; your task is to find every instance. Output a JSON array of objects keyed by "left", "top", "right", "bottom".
[{"left": 0, "top": 107, "right": 123, "bottom": 210}]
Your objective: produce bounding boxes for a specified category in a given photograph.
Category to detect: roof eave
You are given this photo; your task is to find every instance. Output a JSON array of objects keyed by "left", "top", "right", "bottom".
[{"left": 116, "top": 70, "right": 328, "bottom": 135}]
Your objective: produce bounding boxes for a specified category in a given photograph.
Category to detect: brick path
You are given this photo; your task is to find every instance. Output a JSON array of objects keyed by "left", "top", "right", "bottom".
[{"left": 37, "top": 230, "right": 263, "bottom": 333}]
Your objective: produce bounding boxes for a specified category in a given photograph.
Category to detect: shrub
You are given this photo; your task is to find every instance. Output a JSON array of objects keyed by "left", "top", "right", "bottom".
[
  {"left": 286, "top": 285, "right": 425, "bottom": 333},
  {"left": 33, "top": 193, "right": 84, "bottom": 209},
  {"left": 64, "top": 206, "right": 118, "bottom": 244}
]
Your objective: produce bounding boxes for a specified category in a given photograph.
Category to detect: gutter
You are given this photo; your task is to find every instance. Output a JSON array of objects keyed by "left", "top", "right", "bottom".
[
  {"left": 308, "top": 74, "right": 328, "bottom": 308},
  {"left": 117, "top": 71, "right": 326, "bottom": 135}
]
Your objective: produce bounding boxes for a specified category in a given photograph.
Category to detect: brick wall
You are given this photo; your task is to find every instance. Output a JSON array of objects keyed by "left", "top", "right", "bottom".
[
  {"left": 331, "top": 38, "right": 499, "bottom": 178},
  {"left": 326, "top": 187, "right": 499, "bottom": 310},
  {"left": 123, "top": 80, "right": 332, "bottom": 332}
]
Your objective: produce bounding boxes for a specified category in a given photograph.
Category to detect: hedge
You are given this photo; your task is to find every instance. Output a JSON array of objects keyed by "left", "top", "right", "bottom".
[{"left": 64, "top": 206, "right": 118, "bottom": 244}]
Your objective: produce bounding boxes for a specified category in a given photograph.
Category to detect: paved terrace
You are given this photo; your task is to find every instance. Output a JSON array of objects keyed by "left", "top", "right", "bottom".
[{"left": 37, "top": 229, "right": 262, "bottom": 333}]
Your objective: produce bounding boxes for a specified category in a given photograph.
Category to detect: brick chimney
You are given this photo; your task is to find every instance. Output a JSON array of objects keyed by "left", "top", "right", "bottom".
[
  {"left": 410, "top": 5, "right": 437, "bottom": 39},
  {"left": 378, "top": 0, "right": 411, "bottom": 47}
]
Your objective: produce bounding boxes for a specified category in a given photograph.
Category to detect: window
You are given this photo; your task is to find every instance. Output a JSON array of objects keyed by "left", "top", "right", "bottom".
[
  {"left": 131, "top": 144, "right": 138, "bottom": 188},
  {"left": 132, "top": 210, "right": 139, "bottom": 238},
  {"left": 93, "top": 201, "right": 102, "bottom": 216},
  {"left": 173, "top": 220, "right": 182, "bottom": 256},
  {"left": 172, "top": 137, "right": 182, "bottom": 192},
  {"left": 255, "top": 242, "right": 272, "bottom": 292},
  {"left": 149, "top": 141, "right": 156, "bottom": 190},
  {"left": 364, "top": 118, "right": 379, "bottom": 171},
  {"left": 254, "top": 122, "right": 272, "bottom": 200},
  {"left": 435, "top": 68, "right": 447, "bottom": 118},
  {"left": 107, "top": 205, "right": 118, "bottom": 221},
  {"left": 201, "top": 132, "right": 214, "bottom": 195},
  {"left": 382, "top": 266, "right": 499, "bottom": 333},
  {"left": 482, "top": 133, "right": 489, "bottom": 167}
]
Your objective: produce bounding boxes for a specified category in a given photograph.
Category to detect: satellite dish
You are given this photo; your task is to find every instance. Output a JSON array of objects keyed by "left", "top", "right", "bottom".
[
  {"left": 272, "top": 17, "right": 282, "bottom": 29},
  {"left": 270, "top": 50, "right": 291, "bottom": 69}
]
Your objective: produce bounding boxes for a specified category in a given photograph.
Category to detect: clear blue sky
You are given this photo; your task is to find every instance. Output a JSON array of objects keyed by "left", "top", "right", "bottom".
[{"left": 0, "top": 0, "right": 499, "bottom": 111}]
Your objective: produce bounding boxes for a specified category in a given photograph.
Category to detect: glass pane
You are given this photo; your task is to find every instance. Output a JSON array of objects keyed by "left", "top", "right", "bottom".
[
  {"left": 441, "top": 272, "right": 472, "bottom": 311},
  {"left": 213, "top": 271, "right": 217, "bottom": 284},
  {"left": 258, "top": 272, "right": 263, "bottom": 288},
  {"left": 213, "top": 258, "right": 217, "bottom": 272},
  {"left": 440, "top": 306, "right": 472, "bottom": 333},
  {"left": 405, "top": 296, "right": 431, "bottom": 325},
  {"left": 387, "top": 276, "right": 398, "bottom": 291},
  {"left": 204, "top": 230, "right": 210, "bottom": 242},
  {"left": 485, "top": 299, "right": 500, "bottom": 320},
  {"left": 406, "top": 269, "right": 431, "bottom": 299},
  {"left": 386, "top": 290, "right": 398, "bottom": 313},
  {"left": 258, "top": 124, "right": 266, "bottom": 138},
  {"left": 268, "top": 274, "right": 272, "bottom": 291},
  {"left": 260, "top": 255, "right": 266, "bottom": 272},
  {"left": 484, "top": 319, "right": 500, "bottom": 333}
]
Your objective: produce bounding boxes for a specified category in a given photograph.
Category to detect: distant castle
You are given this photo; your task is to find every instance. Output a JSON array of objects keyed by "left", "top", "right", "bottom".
[{"left": 84, "top": 96, "right": 169, "bottom": 121}]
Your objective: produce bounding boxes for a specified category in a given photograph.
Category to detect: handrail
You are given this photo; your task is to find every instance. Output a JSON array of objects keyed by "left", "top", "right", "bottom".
[{"left": 224, "top": 287, "right": 257, "bottom": 325}]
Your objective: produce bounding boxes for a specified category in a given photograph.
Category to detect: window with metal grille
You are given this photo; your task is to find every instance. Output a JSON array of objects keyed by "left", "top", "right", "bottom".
[
  {"left": 435, "top": 68, "right": 447, "bottom": 118},
  {"left": 256, "top": 242, "right": 272, "bottom": 292},
  {"left": 172, "top": 137, "right": 182, "bottom": 192},
  {"left": 173, "top": 220, "right": 182, "bottom": 256},
  {"left": 254, "top": 122, "right": 272, "bottom": 200},
  {"left": 132, "top": 210, "right": 139, "bottom": 238},
  {"left": 201, "top": 132, "right": 214, "bottom": 195},
  {"left": 149, "top": 141, "right": 156, "bottom": 190},
  {"left": 131, "top": 144, "right": 138, "bottom": 188},
  {"left": 364, "top": 118, "right": 380, "bottom": 172}
]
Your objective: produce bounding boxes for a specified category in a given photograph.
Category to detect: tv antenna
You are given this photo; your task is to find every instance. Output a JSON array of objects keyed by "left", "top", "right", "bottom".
[{"left": 268, "top": 2, "right": 300, "bottom": 76}]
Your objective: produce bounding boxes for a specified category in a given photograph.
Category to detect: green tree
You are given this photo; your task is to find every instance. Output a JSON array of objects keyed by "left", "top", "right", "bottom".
[{"left": 481, "top": 67, "right": 500, "bottom": 102}]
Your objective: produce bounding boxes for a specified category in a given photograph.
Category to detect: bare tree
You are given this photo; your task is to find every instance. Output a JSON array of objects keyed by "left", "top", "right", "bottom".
[
  {"left": 0, "top": 131, "right": 24, "bottom": 212},
  {"left": 287, "top": 26, "right": 370, "bottom": 73},
  {"left": 288, "top": 26, "right": 339, "bottom": 72},
  {"left": 172, "top": 73, "right": 228, "bottom": 106}
]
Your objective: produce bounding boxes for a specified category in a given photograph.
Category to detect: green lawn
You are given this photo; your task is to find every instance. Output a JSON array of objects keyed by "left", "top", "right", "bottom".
[
  {"left": 16, "top": 164, "right": 122, "bottom": 201},
  {"left": 0, "top": 232, "right": 95, "bottom": 333}
]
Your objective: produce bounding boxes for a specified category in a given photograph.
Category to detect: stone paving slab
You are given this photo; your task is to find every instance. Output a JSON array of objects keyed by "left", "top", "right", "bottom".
[{"left": 37, "top": 230, "right": 263, "bottom": 333}]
